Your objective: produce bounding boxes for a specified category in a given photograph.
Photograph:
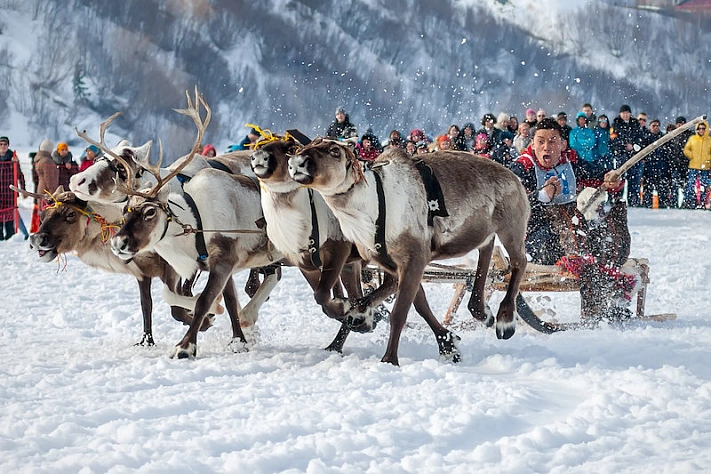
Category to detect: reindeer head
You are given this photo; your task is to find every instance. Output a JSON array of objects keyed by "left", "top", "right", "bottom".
[
  {"left": 109, "top": 87, "right": 211, "bottom": 260},
  {"left": 28, "top": 186, "right": 92, "bottom": 262},
  {"left": 110, "top": 187, "right": 173, "bottom": 261},
  {"left": 288, "top": 138, "right": 363, "bottom": 195},
  {"left": 70, "top": 139, "right": 152, "bottom": 203},
  {"left": 250, "top": 134, "right": 300, "bottom": 190}
]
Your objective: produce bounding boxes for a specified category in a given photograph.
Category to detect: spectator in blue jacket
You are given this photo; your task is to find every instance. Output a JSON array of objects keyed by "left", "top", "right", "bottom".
[{"left": 568, "top": 112, "right": 597, "bottom": 163}]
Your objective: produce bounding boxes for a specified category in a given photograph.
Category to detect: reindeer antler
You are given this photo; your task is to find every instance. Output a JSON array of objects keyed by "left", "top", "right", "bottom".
[
  {"left": 75, "top": 113, "right": 136, "bottom": 184},
  {"left": 10, "top": 185, "right": 51, "bottom": 201},
  {"left": 136, "top": 86, "right": 212, "bottom": 199}
]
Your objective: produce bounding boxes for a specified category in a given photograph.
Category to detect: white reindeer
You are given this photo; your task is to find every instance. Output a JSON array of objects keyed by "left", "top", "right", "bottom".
[{"left": 289, "top": 139, "right": 530, "bottom": 366}]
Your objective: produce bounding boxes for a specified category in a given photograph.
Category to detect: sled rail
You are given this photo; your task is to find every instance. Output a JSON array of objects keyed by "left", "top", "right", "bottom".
[{"left": 423, "top": 247, "right": 652, "bottom": 326}]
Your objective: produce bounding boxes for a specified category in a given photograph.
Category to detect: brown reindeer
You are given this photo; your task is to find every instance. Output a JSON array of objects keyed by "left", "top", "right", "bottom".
[
  {"left": 23, "top": 186, "right": 221, "bottom": 345},
  {"left": 289, "top": 140, "right": 530, "bottom": 365},
  {"left": 251, "top": 136, "right": 461, "bottom": 360}
]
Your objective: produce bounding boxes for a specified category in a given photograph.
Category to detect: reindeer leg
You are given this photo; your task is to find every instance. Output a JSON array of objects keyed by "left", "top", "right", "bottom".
[
  {"left": 222, "top": 277, "right": 250, "bottom": 352},
  {"left": 172, "top": 265, "right": 234, "bottom": 359},
  {"left": 323, "top": 261, "right": 363, "bottom": 353},
  {"left": 381, "top": 259, "right": 426, "bottom": 366},
  {"left": 467, "top": 239, "right": 495, "bottom": 327},
  {"left": 345, "top": 271, "right": 399, "bottom": 333},
  {"left": 412, "top": 284, "right": 461, "bottom": 363},
  {"left": 240, "top": 267, "right": 281, "bottom": 328},
  {"left": 135, "top": 277, "right": 155, "bottom": 346},
  {"left": 496, "top": 235, "right": 527, "bottom": 340}
]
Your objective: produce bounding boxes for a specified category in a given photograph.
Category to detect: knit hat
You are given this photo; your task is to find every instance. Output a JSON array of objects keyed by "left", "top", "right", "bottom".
[
  {"left": 0, "top": 136, "right": 8, "bottom": 145},
  {"left": 39, "top": 139, "right": 54, "bottom": 152},
  {"left": 57, "top": 142, "right": 69, "bottom": 152},
  {"left": 86, "top": 144, "right": 100, "bottom": 154},
  {"left": 526, "top": 108, "right": 536, "bottom": 116},
  {"left": 410, "top": 129, "right": 426, "bottom": 142},
  {"left": 557, "top": 112, "right": 568, "bottom": 119},
  {"left": 436, "top": 135, "right": 451, "bottom": 146},
  {"left": 335, "top": 106, "right": 346, "bottom": 115},
  {"left": 619, "top": 104, "right": 632, "bottom": 113},
  {"left": 675, "top": 116, "right": 687, "bottom": 124},
  {"left": 201, "top": 144, "right": 216, "bottom": 156}
]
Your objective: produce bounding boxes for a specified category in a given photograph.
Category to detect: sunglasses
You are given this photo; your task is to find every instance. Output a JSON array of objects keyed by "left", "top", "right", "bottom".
[
  {"left": 698, "top": 127, "right": 707, "bottom": 131},
  {"left": 638, "top": 118, "right": 647, "bottom": 122}
]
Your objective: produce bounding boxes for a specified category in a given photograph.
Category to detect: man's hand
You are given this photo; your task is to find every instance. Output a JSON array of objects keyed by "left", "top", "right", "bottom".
[
  {"left": 603, "top": 171, "right": 622, "bottom": 190},
  {"left": 543, "top": 175, "right": 561, "bottom": 200}
]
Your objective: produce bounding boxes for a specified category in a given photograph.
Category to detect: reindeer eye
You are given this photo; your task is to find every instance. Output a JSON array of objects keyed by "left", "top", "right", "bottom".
[
  {"left": 143, "top": 207, "right": 157, "bottom": 219},
  {"left": 329, "top": 146, "right": 340, "bottom": 157},
  {"left": 66, "top": 210, "right": 76, "bottom": 220}
]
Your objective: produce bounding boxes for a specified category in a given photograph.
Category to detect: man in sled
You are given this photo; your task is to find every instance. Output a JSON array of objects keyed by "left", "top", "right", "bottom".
[{"left": 510, "top": 118, "right": 635, "bottom": 322}]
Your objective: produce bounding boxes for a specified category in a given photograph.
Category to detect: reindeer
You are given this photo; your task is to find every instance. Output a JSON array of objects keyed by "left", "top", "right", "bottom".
[
  {"left": 21, "top": 186, "right": 222, "bottom": 345},
  {"left": 105, "top": 91, "right": 282, "bottom": 358},
  {"left": 288, "top": 140, "right": 530, "bottom": 365},
  {"left": 250, "top": 136, "right": 462, "bottom": 360},
  {"left": 70, "top": 117, "right": 267, "bottom": 301}
]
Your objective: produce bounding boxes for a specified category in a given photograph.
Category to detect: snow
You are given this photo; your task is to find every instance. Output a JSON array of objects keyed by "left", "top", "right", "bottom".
[{"left": 2, "top": 156, "right": 711, "bottom": 472}]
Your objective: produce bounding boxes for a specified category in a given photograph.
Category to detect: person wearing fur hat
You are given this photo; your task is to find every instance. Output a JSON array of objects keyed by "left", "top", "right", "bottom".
[
  {"left": 326, "top": 107, "right": 358, "bottom": 140},
  {"left": 33, "top": 139, "right": 59, "bottom": 210},
  {"left": 79, "top": 144, "right": 104, "bottom": 172},
  {"left": 0, "top": 136, "right": 26, "bottom": 240}
]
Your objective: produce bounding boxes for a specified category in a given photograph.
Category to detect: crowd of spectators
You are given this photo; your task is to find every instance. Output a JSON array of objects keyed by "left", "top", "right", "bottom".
[{"left": 324, "top": 104, "right": 709, "bottom": 210}]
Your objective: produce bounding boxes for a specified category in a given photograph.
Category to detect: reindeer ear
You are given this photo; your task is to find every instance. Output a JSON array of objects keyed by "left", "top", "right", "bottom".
[
  {"left": 133, "top": 141, "right": 153, "bottom": 166},
  {"left": 156, "top": 184, "right": 172, "bottom": 202},
  {"left": 55, "top": 185, "right": 65, "bottom": 195}
]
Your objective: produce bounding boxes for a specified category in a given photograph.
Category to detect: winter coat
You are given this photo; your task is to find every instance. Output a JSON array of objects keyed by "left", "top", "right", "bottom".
[
  {"left": 326, "top": 115, "right": 358, "bottom": 140},
  {"left": 683, "top": 121, "right": 711, "bottom": 170},
  {"left": 643, "top": 131, "right": 671, "bottom": 177},
  {"left": 33, "top": 150, "right": 59, "bottom": 202},
  {"left": 511, "top": 145, "right": 608, "bottom": 237},
  {"left": 593, "top": 125, "right": 610, "bottom": 162},
  {"left": 568, "top": 124, "right": 597, "bottom": 163},
  {"left": 609, "top": 116, "right": 644, "bottom": 164}
]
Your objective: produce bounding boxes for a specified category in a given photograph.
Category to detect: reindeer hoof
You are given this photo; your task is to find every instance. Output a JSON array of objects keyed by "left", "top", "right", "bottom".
[
  {"left": 496, "top": 323, "right": 516, "bottom": 340},
  {"left": 437, "top": 332, "right": 462, "bottom": 363},
  {"left": 227, "top": 337, "right": 249, "bottom": 353},
  {"left": 171, "top": 343, "right": 197, "bottom": 359}
]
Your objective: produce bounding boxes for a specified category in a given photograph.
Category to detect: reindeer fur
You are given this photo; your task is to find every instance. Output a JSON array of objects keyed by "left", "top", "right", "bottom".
[
  {"left": 28, "top": 188, "right": 220, "bottom": 345},
  {"left": 111, "top": 168, "right": 283, "bottom": 358},
  {"left": 289, "top": 141, "right": 530, "bottom": 365}
]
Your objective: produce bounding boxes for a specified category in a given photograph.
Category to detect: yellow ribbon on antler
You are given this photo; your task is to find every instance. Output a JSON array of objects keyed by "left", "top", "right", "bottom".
[{"left": 245, "top": 123, "right": 296, "bottom": 150}]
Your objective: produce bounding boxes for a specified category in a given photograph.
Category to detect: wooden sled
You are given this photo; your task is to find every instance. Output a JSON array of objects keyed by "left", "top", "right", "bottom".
[{"left": 421, "top": 247, "right": 676, "bottom": 333}]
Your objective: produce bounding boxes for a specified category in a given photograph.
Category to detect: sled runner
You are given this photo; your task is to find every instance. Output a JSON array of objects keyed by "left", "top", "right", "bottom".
[{"left": 420, "top": 246, "right": 676, "bottom": 333}]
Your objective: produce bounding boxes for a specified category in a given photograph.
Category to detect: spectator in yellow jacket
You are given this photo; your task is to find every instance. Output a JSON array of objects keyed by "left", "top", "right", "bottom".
[{"left": 682, "top": 121, "right": 711, "bottom": 208}]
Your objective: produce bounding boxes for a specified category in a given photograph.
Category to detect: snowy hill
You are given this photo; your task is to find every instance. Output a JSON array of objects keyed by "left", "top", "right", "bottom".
[{"left": 0, "top": 0, "right": 708, "bottom": 158}]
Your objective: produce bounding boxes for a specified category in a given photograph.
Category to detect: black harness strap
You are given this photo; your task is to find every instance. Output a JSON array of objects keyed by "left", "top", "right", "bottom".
[
  {"left": 307, "top": 189, "right": 322, "bottom": 269},
  {"left": 413, "top": 159, "right": 449, "bottom": 226},
  {"left": 206, "top": 159, "right": 233, "bottom": 174},
  {"left": 182, "top": 192, "right": 209, "bottom": 263},
  {"left": 373, "top": 171, "right": 388, "bottom": 257}
]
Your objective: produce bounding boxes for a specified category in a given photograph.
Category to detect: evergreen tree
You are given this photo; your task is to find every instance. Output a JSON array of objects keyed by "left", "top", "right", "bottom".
[{"left": 73, "top": 62, "right": 89, "bottom": 105}]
